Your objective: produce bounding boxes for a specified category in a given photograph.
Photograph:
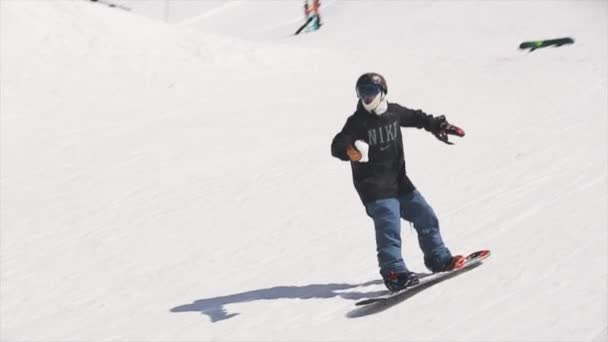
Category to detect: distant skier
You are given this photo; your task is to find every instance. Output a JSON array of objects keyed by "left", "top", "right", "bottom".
[
  {"left": 331, "top": 73, "right": 466, "bottom": 292},
  {"left": 294, "top": 0, "right": 321, "bottom": 35}
]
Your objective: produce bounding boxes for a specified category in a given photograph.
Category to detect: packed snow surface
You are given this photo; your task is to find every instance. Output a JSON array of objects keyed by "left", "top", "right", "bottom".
[{"left": 1, "top": 1, "right": 606, "bottom": 341}]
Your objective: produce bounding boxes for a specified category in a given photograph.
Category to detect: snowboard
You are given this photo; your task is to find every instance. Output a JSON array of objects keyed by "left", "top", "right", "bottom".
[
  {"left": 355, "top": 250, "right": 491, "bottom": 306},
  {"left": 519, "top": 37, "right": 574, "bottom": 52}
]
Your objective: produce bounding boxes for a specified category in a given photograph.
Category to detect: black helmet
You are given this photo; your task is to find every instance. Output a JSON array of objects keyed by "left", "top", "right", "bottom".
[{"left": 356, "top": 73, "right": 387, "bottom": 103}]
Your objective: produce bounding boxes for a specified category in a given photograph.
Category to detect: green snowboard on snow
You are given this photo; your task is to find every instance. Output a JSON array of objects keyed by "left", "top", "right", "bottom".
[{"left": 519, "top": 37, "right": 574, "bottom": 52}]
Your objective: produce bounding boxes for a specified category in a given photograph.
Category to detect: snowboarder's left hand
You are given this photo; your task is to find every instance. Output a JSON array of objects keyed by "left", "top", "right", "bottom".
[
  {"left": 429, "top": 115, "right": 465, "bottom": 145},
  {"left": 346, "top": 144, "right": 362, "bottom": 161}
]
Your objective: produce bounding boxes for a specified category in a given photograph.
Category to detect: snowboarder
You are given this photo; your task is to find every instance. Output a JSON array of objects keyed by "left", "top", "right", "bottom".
[
  {"left": 295, "top": 0, "right": 320, "bottom": 35},
  {"left": 331, "top": 72, "right": 466, "bottom": 292}
]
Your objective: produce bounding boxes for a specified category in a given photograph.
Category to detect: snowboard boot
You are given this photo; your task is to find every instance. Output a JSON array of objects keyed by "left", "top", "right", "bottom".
[
  {"left": 425, "top": 254, "right": 465, "bottom": 273},
  {"left": 383, "top": 271, "right": 420, "bottom": 292},
  {"left": 442, "top": 255, "right": 465, "bottom": 271}
]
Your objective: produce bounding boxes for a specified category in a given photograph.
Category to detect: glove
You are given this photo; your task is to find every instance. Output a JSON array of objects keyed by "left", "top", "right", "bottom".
[
  {"left": 346, "top": 144, "right": 362, "bottom": 161},
  {"left": 428, "top": 115, "right": 465, "bottom": 145},
  {"left": 354, "top": 140, "right": 369, "bottom": 162}
]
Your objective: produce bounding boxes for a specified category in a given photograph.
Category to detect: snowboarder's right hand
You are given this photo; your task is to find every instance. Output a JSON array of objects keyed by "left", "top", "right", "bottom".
[{"left": 346, "top": 144, "right": 362, "bottom": 161}]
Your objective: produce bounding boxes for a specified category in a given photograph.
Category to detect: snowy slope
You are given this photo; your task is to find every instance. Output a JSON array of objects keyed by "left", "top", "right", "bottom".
[{"left": 1, "top": 1, "right": 606, "bottom": 341}]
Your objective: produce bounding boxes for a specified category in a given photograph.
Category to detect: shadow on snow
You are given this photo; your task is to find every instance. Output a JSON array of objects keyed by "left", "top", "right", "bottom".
[{"left": 170, "top": 280, "right": 385, "bottom": 322}]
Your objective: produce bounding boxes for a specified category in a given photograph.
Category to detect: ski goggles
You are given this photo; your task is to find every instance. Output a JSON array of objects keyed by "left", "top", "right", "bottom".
[{"left": 356, "top": 84, "right": 381, "bottom": 104}]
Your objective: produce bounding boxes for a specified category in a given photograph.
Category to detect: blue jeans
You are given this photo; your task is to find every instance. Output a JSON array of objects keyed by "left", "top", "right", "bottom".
[{"left": 365, "top": 190, "right": 452, "bottom": 276}]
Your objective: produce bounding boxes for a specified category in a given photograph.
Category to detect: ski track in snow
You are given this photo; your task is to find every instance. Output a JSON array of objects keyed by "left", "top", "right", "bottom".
[{"left": 1, "top": 0, "right": 607, "bottom": 341}]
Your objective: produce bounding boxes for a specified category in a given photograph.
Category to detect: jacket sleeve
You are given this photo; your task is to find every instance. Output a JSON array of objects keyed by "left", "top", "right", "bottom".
[
  {"left": 331, "top": 116, "right": 358, "bottom": 161},
  {"left": 396, "top": 104, "right": 436, "bottom": 131}
]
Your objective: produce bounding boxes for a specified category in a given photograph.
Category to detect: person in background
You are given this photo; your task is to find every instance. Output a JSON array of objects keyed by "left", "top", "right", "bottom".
[{"left": 295, "top": 0, "right": 320, "bottom": 35}]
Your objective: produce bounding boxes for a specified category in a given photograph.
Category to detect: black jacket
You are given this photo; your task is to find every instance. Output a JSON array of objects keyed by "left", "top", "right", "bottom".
[{"left": 331, "top": 101, "right": 439, "bottom": 204}]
